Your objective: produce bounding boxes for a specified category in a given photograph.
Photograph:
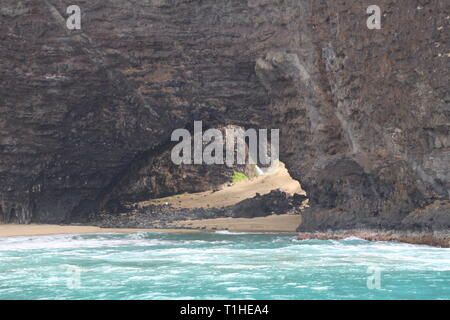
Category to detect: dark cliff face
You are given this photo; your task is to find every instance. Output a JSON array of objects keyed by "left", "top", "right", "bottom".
[{"left": 0, "top": 0, "right": 448, "bottom": 228}]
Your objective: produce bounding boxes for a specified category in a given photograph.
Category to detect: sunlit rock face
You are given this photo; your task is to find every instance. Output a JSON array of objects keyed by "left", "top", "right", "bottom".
[{"left": 0, "top": 0, "right": 448, "bottom": 228}]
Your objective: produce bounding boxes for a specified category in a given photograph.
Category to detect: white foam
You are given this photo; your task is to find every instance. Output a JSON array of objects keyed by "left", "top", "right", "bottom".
[
  {"left": 214, "top": 230, "right": 252, "bottom": 235},
  {"left": 226, "top": 286, "right": 259, "bottom": 292}
]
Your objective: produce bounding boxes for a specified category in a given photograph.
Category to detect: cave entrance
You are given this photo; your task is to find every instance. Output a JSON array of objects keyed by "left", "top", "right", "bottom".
[
  {"left": 105, "top": 123, "right": 308, "bottom": 231},
  {"left": 253, "top": 160, "right": 306, "bottom": 199},
  {"left": 144, "top": 124, "right": 308, "bottom": 210},
  {"left": 141, "top": 158, "right": 307, "bottom": 217},
  {"left": 138, "top": 157, "right": 308, "bottom": 232}
]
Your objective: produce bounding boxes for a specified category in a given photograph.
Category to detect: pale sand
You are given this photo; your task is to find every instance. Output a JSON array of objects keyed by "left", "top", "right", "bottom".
[
  {"left": 0, "top": 224, "right": 198, "bottom": 238},
  {"left": 139, "top": 163, "right": 305, "bottom": 210},
  {"left": 164, "top": 214, "right": 301, "bottom": 233},
  {"left": 0, "top": 214, "right": 300, "bottom": 237}
]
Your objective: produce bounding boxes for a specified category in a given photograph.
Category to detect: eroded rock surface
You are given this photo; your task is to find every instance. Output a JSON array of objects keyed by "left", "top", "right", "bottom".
[{"left": 0, "top": 0, "right": 448, "bottom": 230}]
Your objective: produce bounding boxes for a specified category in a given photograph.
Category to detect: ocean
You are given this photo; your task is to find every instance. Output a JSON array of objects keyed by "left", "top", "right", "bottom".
[{"left": 0, "top": 232, "right": 449, "bottom": 300}]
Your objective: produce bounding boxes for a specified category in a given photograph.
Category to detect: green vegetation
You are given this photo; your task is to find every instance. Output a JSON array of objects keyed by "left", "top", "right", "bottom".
[{"left": 231, "top": 171, "right": 249, "bottom": 183}]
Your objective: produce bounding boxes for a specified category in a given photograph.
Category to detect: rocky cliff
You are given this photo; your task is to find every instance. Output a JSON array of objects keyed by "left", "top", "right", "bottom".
[{"left": 0, "top": 0, "right": 448, "bottom": 229}]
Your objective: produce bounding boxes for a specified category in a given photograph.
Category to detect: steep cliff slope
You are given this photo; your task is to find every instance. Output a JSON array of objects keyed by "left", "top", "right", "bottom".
[{"left": 0, "top": 0, "right": 448, "bottom": 229}]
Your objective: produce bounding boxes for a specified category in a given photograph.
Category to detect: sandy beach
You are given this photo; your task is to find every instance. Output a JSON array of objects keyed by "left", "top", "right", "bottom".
[
  {"left": 0, "top": 224, "right": 200, "bottom": 238},
  {"left": 0, "top": 214, "right": 300, "bottom": 238}
]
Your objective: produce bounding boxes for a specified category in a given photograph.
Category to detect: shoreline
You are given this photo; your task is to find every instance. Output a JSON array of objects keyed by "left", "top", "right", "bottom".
[
  {"left": 0, "top": 224, "right": 200, "bottom": 238},
  {"left": 1, "top": 222, "right": 449, "bottom": 248},
  {"left": 0, "top": 214, "right": 301, "bottom": 238}
]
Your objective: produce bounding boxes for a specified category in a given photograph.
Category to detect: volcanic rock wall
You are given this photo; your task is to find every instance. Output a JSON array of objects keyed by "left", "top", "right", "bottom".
[{"left": 0, "top": 0, "right": 448, "bottom": 228}]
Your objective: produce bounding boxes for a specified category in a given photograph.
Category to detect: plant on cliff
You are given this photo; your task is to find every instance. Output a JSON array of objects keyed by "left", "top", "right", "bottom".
[{"left": 231, "top": 171, "right": 249, "bottom": 183}]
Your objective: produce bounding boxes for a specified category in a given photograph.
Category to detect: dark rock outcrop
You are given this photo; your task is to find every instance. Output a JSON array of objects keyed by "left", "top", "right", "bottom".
[
  {"left": 232, "top": 190, "right": 306, "bottom": 218},
  {"left": 93, "top": 189, "right": 305, "bottom": 229},
  {"left": 402, "top": 200, "right": 450, "bottom": 231},
  {"left": 0, "top": 0, "right": 448, "bottom": 231}
]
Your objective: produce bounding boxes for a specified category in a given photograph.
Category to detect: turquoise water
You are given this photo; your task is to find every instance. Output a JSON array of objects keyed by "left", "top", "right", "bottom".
[{"left": 0, "top": 232, "right": 449, "bottom": 300}]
